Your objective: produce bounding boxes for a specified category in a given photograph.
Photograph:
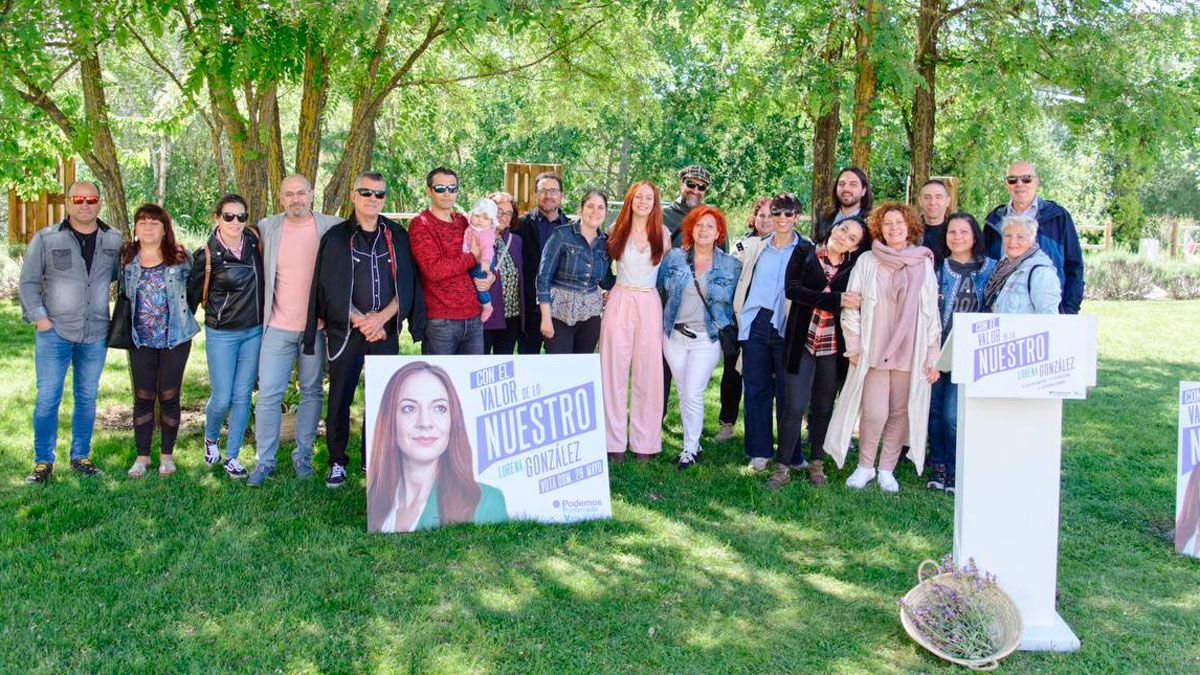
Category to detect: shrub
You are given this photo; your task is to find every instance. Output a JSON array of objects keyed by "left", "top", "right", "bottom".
[
  {"left": 1085, "top": 250, "right": 1200, "bottom": 300},
  {"left": 0, "top": 243, "right": 21, "bottom": 301}
]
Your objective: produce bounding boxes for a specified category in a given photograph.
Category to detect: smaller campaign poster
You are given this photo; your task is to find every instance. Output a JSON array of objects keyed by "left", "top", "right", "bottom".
[
  {"left": 363, "top": 355, "right": 612, "bottom": 533},
  {"left": 1177, "top": 381, "right": 1200, "bottom": 558},
  {"left": 950, "top": 313, "right": 1097, "bottom": 399}
]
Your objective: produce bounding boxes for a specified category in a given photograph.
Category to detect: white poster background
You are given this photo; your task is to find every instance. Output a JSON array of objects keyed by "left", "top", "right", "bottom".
[
  {"left": 949, "top": 313, "right": 1098, "bottom": 399},
  {"left": 364, "top": 354, "right": 612, "bottom": 531},
  {"left": 1178, "top": 381, "right": 1200, "bottom": 558}
]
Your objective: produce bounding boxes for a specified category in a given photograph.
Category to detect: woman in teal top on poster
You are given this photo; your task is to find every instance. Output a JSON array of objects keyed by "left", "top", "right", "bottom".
[{"left": 368, "top": 361, "right": 508, "bottom": 532}]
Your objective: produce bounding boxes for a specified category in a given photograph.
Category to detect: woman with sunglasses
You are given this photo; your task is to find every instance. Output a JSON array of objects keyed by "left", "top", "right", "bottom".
[{"left": 188, "top": 194, "right": 264, "bottom": 479}]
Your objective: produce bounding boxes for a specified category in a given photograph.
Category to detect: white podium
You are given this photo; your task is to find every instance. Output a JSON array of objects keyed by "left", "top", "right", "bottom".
[{"left": 940, "top": 313, "right": 1097, "bottom": 652}]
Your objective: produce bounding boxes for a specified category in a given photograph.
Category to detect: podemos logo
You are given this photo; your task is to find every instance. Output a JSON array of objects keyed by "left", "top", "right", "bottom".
[{"left": 553, "top": 498, "right": 603, "bottom": 516}]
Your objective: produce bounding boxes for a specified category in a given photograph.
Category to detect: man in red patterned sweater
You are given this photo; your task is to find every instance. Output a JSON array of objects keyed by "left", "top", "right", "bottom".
[{"left": 408, "top": 166, "right": 494, "bottom": 355}]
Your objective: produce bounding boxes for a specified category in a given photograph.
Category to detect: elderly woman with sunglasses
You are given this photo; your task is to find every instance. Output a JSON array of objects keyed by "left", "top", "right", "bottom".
[{"left": 188, "top": 194, "right": 264, "bottom": 479}]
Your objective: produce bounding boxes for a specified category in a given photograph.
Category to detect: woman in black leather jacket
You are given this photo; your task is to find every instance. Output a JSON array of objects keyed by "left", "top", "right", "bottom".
[{"left": 187, "top": 194, "right": 264, "bottom": 479}]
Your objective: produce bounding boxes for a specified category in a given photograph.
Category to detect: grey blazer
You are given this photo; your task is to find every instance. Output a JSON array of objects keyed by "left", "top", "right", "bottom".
[{"left": 256, "top": 211, "right": 341, "bottom": 328}]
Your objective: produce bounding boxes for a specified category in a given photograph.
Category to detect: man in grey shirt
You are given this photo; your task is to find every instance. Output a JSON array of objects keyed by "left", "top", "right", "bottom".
[{"left": 19, "top": 181, "right": 123, "bottom": 483}]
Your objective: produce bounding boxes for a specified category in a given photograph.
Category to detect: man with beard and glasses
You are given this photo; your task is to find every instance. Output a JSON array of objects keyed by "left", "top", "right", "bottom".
[
  {"left": 517, "top": 171, "right": 570, "bottom": 355},
  {"left": 814, "top": 167, "right": 872, "bottom": 242},
  {"left": 663, "top": 165, "right": 712, "bottom": 248}
]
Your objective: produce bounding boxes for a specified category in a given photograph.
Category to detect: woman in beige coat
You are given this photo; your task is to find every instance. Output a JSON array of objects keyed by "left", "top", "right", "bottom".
[{"left": 823, "top": 202, "right": 941, "bottom": 493}]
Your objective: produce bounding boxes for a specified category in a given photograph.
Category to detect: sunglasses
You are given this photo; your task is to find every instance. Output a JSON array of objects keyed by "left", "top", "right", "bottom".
[
  {"left": 1005, "top": 175, "right": 1035, "bottom": 185},
  {"left": 431, "top": 184, "right": 459, "bottom": 194},
  {"left": 355, "top": 188, "right": 387, "bottom": 199},
  {"left": 771, "top": 209, "right": 798, "bottom": 217},
  {"left": 220, "top": 212, "right": 249, "bottom": 223},
  {"left": 70, "top": 196, "right": 100, "bottom": 205},
  {"left": 684, "top": 180, "right": 708, "bottom": 191}
]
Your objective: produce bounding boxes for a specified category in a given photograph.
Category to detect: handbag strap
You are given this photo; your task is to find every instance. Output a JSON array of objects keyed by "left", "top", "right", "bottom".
[{"left": 688, "top": 253, "right": 718, "bottom": 325}]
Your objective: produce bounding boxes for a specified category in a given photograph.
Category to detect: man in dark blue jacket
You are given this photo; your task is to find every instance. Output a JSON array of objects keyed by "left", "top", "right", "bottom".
[{"left": 983, "top": 162, "right": 1084, "bottom": 314}]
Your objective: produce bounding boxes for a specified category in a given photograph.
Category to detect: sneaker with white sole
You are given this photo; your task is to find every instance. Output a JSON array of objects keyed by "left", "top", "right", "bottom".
[
  {"left": 677, "top": 447, "right": 698, "bottom": 471},
  {"left": 203, "top": 438, "right": 221, "bottom": 466},
  {"left": 845, "top": 465, "right": 876, "bottom": 489},
  {"left": 747, "top": 457, "right": 769, "bottom": 472},
  {"left": 223, "top": 457, "right": 248, "bottom": 479},
  {"left": 714, "top": 422, "right": 735, "bottom": 443},
  {"left": 325, "top": 464, "right": 347, "bottom": 488},
  {"left": 878, "top": 470, "right": 900, "bottom": 493}
]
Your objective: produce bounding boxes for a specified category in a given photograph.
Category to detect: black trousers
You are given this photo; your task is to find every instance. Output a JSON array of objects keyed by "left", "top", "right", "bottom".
[
  {"left": 544, "top": 316, "right": 601, "bottom": 354},
  {"left": 517, "top": 327, "right": 543, "bottom": 355},
  {"left": 717, "top": 353, "right": 742, "bottom": 425},
  {"left": 129, "top": 341, "right": 192, "bottom": 456},
  {"left": 326, "top": 329, "right": 399, "bottom": 469},
  {"left": 484, "top": 316, "right": 522, "bottom": 355},
  {"left": 777, "top": 351, "right": 844, "bottom": 465}
]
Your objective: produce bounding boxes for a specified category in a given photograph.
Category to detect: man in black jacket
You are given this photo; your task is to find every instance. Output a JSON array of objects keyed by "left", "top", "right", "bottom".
[
  {"left": 304, "top": 172, "right": 425, "bottom": 487},
  {"left": 517, "top": 171, "right": 569, "bottom": 355},
  {"left": 662, "top": 164, "right": 711, "bottom": 247},
  {"left": 813, "top": 167, "right": 871, "bottom": 242}
]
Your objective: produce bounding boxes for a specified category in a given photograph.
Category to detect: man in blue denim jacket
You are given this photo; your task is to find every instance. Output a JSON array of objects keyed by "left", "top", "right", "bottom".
[{"left": 19, "top": 181, "right": 123, "bottom": 483}]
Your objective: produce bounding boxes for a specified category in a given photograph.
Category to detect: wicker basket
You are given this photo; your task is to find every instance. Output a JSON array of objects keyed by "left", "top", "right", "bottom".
[
  {"left": 900, "top": 560, "right": 1023, "bottom": 671},
  {"left": 278, "top": 412, "right": 297, "bottom": 444}
]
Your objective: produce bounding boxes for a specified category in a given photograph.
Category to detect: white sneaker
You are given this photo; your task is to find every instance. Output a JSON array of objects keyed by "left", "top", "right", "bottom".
[
  {"left": 203, "top": 438, "right": 220, "bottom": 466},
  {"left": 747, "top": 457, "right": 769, "bottom": 472},
  {"left": 715, "top": 422, "right": 735, "bottom": 443},
  {"left": 845, "top": 466, "right": 876, "bottom": 489},
  {"left": 878, "top": 470, "right": 900, "bottom": 493}
]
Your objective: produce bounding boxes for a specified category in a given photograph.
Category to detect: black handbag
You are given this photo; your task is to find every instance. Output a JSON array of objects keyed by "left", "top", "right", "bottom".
[
  {"left": 107, "top": 272, "right": 133, "bottom": 350},
  {"left": 690, "top": 262, "right": 740, "bottom": 361}
]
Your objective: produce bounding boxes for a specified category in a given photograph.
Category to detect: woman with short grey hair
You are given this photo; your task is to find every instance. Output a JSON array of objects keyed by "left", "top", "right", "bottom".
[{"left": 982, "top": 215, "right": 1061, "bottom": 314}]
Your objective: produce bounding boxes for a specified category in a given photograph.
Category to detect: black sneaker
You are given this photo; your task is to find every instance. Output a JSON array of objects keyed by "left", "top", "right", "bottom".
[
  {"left": 70, "top": 458, "right": 101, "bottom": 477},
  {"left": 325, "top": 464, "right": 347, "bottom": 488},
  {"left": 944, "top": 473, "right": 956, "bottom": 494},
  {"left": 926, "top": 464, "right": 947, "bottom": 491},
  {"left": 25, "top": 462, "right": 53, "bottom": 484},
  {"left": 677, "top": 448, "right": 698, "bottom": 471}
]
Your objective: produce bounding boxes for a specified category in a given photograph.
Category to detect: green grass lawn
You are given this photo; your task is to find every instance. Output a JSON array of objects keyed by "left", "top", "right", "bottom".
[{"left": 0, "top": 299, "right": 1197, "bottom": 673}]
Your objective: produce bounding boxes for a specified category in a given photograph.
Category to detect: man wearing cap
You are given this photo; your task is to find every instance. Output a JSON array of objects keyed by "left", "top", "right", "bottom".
[{"left": 663, "top": 165, "right": 711, "bottom": 248}]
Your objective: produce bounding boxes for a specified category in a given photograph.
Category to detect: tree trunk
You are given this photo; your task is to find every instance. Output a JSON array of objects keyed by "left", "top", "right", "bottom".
[
  {"left": 909, "top": 0, "right": 941, "bottom": 199},
  {"left": 209, "top": 78, "right": 271, "bottom": 223},
  {"left": 206, "top": 87, "right": 230, "bottom": 194},
  {"left": 616, "top": 134, "right": 632, "bottom": 195},
  {"left": 264, "top": 82, "right": 286, "bottom": 206},
  {"left": 154, "top": 134, "right": 170, "bottom": 205},
  {"left": 809, "top": 30, "right": 845, "bottom": 229},
  {"left": 77, "top": 46, "right": 129, "bottom": 232},
  {"left": 295, "top": 38, "right": 330, "bottom": 185},
  {"left": 850, "top": 0, "right": 878, "bottom": 175}
]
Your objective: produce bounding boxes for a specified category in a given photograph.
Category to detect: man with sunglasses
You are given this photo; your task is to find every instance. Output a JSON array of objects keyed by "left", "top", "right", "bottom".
[
  {"left": 304, "top": 172, "right": 425, "bottom": 487},
  {"left": 983, "top": 162, "right": 1084, "bottom": 314},
  {"left": 19, "top": 181, "right": 123, "bottom": 483},
  {"left": 663, "top": 165, "right": 711, "bottom": 248},
  {"left": 409, "top": 166, "right": 493, "bottom": 355},
  {"left": 247, "top": 174, "right": 342, "bottom": 486},
  {"left": 517, "top": 171, "right": 569, "bottom": 355}
]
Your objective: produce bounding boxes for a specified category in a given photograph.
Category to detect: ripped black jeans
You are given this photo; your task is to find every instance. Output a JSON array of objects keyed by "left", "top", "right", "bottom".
[{"left": 129, "top": 341, "right": 192, "bottom": 456}]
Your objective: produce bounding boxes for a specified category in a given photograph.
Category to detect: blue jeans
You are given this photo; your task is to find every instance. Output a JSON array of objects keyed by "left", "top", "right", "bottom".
[
  {"left": 422, "top": 317, "right": 484, "bottom": 355},
  {"left": 204, "top": 326, "right": 261, "bottom": 459},
  {"left": 254, "top": 327, "right": 325, "bottom": 473},
  {"left": 33, "top": 328, "right": 107, "bottom": 464},
  {"left": 927, "top": 375, "right": 959, "bottom": 475},
  {"left": 741, "top": 309, "right": 785, "bottom": 459}
]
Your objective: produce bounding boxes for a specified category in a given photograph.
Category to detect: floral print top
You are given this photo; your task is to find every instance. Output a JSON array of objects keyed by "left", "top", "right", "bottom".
[{"left": 135, "top": 263, "right": 170, "bottom": 349}]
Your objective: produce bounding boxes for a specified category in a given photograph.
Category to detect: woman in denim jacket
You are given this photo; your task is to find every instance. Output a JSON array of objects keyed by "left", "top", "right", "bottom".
[
  {"left": 118, "top": 204, "right": 200, "bottom": 477},
  {"left": 656, "top": 206, "right": 741, "bottom": 468},
  {"left": 982, "top": 215, "right": 1062, "bottom": 316},
  {"left": 535, "top": 189, "right": 615, "bottom": 354},
  {"left": 926, "top": 212, "right": 996, "bottom": 493}
]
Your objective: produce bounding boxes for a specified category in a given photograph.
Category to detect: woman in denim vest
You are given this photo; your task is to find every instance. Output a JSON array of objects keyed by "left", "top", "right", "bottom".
[
  {"left": 535, "top": 189, "right": 615, "bottom": 354},
  {"left": 982, "top": 215, "right": 1061, "bottom": 315},
  {"left": 118, "top": 204, "right": 200, "bottom": 477},
  {"left": 926, "top": 212, "right": 996, "bottom": 493},
  {"left": 657, "top": 206, "right": 741, "bottom": 469}
]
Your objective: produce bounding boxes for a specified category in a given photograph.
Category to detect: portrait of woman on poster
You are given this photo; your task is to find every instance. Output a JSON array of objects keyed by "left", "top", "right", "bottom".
[
  {"left": 368, "top": 361, "right": 507, "bottom": 532},
  {"left": 1178, "top": 467, "right": 1200, "bottom": 556}
]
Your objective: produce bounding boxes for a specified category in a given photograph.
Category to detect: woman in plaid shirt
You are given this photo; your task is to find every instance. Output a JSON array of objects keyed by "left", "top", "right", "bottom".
[{"left": 768, "top": 216, "right": 871, "bottom": 489}]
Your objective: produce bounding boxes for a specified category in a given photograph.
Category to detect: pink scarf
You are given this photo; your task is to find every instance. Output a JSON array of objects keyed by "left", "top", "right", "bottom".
[{"left": 871, "top": 240, "right": 932, "bottom": 368}]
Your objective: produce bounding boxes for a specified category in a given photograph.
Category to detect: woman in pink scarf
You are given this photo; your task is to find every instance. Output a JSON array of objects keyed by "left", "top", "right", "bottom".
[{"left": 823, "top": 202, "right": 941, "bottom": 493}]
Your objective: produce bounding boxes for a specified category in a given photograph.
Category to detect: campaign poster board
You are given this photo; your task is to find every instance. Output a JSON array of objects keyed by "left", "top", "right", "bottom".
[
  {"left": 364, "top": 355, "right": 612, "bottom": 533},
  {"left": 1178, "top": 381, "right": 1200, "bottom": 557},
  {"left": 949, "top": 313, "right": 1098, "bottom": 399}
]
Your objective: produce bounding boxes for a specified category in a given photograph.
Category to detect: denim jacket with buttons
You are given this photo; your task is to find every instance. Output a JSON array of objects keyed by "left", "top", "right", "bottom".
[
  {"left": 121, "top": 257, "right": 201, "bottom": 349},
  {"left": 19, "top": 219, "right": 123, "bottom": 343},
  {"left": 535, "top": 222, "right": 615, "bottom": 304},
  {"left": 656, "top": 247, "right": 741, "bottom": 339}
]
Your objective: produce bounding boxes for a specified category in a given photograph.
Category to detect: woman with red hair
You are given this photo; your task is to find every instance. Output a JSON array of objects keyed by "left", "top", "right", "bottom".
[
  {"left": 656, "top": 206, "right": 741, "bottom": 468},
  {"left": 367, "top": 361, "right": 507, "bottom": 532},
  {"left": 600, "top": 181, "right": 672, "bottom": 462}
]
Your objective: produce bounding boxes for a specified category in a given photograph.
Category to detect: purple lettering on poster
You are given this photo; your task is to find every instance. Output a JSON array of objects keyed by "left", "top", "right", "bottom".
[
  {"left": 538, "top": 459, "right": 606, "bottom": 494},
  {"left": 475, "top": 382, "right": 597, "bottom": 472},
  {"left": 973, "top": 331, "right": 1050, "bottom": 381}
]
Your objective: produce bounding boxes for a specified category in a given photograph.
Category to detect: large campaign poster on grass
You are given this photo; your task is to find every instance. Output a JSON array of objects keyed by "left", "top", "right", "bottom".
[
  {"left": 1178, "top": 381, "right": 1200, "bottom": 558},
  {"left": 949, "top": 313, "right": 1098, "bottom": 399},
  {"left": 363, "top": 355, "right": 612, "bottom": 533}
]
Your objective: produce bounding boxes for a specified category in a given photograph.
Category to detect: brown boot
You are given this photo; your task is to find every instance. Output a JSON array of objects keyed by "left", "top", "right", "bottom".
[
  {"left": 765, "top": 463, "right": 792, "bottom": 490},
  {"left": 807, "top": 459, "right": 827, "bottom": 486}
]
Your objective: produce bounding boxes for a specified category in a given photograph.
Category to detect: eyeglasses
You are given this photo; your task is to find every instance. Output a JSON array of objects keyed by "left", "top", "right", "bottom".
[
  {"left": 220, "top": 212, "right": 249, "bottom": 223},
  {"left": 70, "top": 196, "right": 100, "bottom": 205},
  {"left": 498, "top": 210, "right": 514, "bottom": 219},
  {"left": 355, "top": 188, "right": 386, "bottom": 199},
  {"left": 1005, "top": 175, "right": 1035, "bottom": 185},
  {"left": 684, "top": 180, "right": 708, "bottom": 191},
  {"left": 771, "top": 209, "right": 797, "bottom": 217},
  {"left": 431, "top": 184, "right": 458, "bottom": 194},
  {"left": 536, "top": 188, "right": 562, "bottom": 195}
]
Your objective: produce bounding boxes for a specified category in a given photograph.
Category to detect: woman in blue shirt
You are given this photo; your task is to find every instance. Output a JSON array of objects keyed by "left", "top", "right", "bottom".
[{"left": 535, "top": 189, "right": 615, "bottom": 354}]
